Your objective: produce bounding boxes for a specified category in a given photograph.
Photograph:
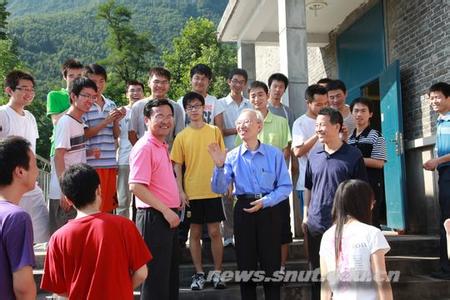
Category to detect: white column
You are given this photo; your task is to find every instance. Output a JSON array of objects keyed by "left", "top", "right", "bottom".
[
  {"left": 278, "top": 0, "right": 308, "bottom": 116},
  {"left": 237, "top": 41, "right": 256, "bottom": 85}
]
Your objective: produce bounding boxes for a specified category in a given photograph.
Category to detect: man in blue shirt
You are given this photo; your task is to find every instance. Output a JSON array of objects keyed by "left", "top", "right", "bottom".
[
  {"left": 209, "top": 108, "right": 292, "bottom": 300},
  {"left": 304, "top": 107, "right": 368, "bottom": 300},
  {"left": 423, "top": 82, "right": 450, "bottom": 280}
]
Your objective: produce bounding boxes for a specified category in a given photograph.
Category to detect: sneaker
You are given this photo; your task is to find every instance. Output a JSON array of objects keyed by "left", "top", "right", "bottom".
[
  {"left": 430, "top": 270, "right": 450, "bottom": 280},
  {"left": 191, "top": 272, "right": 206, "bottom": 290},
  {"left": 223, "top": 238, "right": 234, "bottom": 247},
  {"left": 212, "top": 272, "right": 226, "bottom": 289}
]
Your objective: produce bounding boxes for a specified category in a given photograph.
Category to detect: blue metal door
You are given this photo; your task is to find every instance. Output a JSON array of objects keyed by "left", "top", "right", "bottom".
[{"left": 379, "top": 60, "right": 406, "bottom": 230}]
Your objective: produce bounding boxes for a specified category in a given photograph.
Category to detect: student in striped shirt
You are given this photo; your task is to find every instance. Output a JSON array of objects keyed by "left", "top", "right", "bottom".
[
  {"left": 348, "top": 97, "right": 387, "bottom": 228},
  {"left": 82, "top": 64, "right": 125, "bottom": 213}
]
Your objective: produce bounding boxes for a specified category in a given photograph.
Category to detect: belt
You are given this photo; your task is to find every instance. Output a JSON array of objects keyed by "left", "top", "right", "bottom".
[{"left": 235, "top": 193, "right": 268, "bottom": 200}]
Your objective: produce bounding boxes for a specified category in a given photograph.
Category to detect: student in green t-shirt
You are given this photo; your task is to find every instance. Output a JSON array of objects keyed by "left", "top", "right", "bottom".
[{"left": 47, "top": 59, "right": 83, "bottom": 157}]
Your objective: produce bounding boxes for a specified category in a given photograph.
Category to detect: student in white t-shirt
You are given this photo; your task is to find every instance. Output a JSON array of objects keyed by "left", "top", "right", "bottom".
[
  {"left": 320, "top": 179, "right": 393, "bottom": 300},
  {"left": 292, "top": 84, "right": 328, "bottom": 219},
  {"left": 0, "top": 70, "right": 50, "bottom": 243}
]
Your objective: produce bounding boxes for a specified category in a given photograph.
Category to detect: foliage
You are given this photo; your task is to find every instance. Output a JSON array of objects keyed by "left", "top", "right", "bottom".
[
  {"left": 97, "top": 0, "right": 156, "bottom": 100},
  {"left": 162, "top": 17, "right": 236, "bottom": 100}
]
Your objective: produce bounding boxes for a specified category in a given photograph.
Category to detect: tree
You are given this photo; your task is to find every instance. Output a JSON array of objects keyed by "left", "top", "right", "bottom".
[
  {"left": 0, "top": 1, "right": 9, "bottom": 40},
  {"left": 97, "top": 0, "right": 156, "bottom": 102},
  {"left": 162, "top": 17, "right": 236, "bottom": 100}
]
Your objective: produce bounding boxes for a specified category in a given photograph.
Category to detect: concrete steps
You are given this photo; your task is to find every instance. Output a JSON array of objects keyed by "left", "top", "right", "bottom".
[{"left": 35, "top": 235, "right": 450, "bottom": 299}]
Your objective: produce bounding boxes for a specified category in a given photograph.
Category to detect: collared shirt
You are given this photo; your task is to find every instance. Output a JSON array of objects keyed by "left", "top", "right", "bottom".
[
  {"left": 236, "top": 111, "right": 292, "bottom": 151},
  {"left": 436, "top": 111, "right": 450, "bottom": 169},
  {"left": 129, "top": 132, "right": 180, "bottom": 209},
  {"left": 268, "top": 102, "right": 296, "bottom": 129},
  {"left": 219, "top": 94, "right": 251, "bottom": 150},
  {"left": 305, "top": 143, "right": 368, "bottom": 235},
  {"left": 128, "top": 97, "right": 184, "bottom": 150},
  {"left": 82, "top": 96, "right": 117, "bottom": 169},
  {"left": 211, "top": 142, "right": 292, "bottom": 208}
]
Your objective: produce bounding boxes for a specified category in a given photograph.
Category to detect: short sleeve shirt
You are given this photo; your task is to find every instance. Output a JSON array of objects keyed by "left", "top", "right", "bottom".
[
  {"left": 268, "top": 102, "right": 296, "bottom": 129},
  {"left": 305, "top": 143, "right": 368, "bottom": 234},
  {"left": 436, "top": 112, "right": 450, "bottom": 169},
  {"left": 179, "top": 94, "right": 225, "bottom": 126},
  {"left": 129, "top": 132, "right": 180, "bottom": 208},
  {"left": 0, "top": 201, "right": 35, "bottom": 300}
]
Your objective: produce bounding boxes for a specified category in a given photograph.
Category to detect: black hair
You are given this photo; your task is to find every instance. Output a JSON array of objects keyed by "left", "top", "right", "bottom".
[
  {"left": 327, "top": 79, "right": 347, "bottom": 94},
  {"left": 143, "top": 99, "right": 174, "bottom": 118},
  {"left": 248, "top": 81, "right": 269, "bottom": 95},
  {"left": 149, "top": 67, "right": 171, "bottom": 81},
  {"left": 62, "top": 59, "right": 83, "bottom": 78},
  {"left": 305, "top": 84, "right": 328, "bottom": 103},
  {"left": 0, "top": 136, "right": 31, "bottom": 187},
  {"left": 317, "top": 78, "right": 333, "bottom": 86},
  {"left": 228, "top": 68, "right": 248, "bottom": 82},
  {"left": 350, "top": 97, "right": 374, "bottom": 113},
  {"left": 318, "top": 107, "right": 343, "bottom": 131},
  {"left": 182, "top": 91, "right": 205, "bottom": 109},
  {"left": 190, "top": 64, "right": 212, "bottom": 80},
  {"left": 429, "top": 82, "right": 450, "bottom": 98},
  {"left": 83, "top": 63, "right": 108, "bottom": 81},
  {"left": 268, "top": 73, "right": 289, "bottom": 88},
  {"left": 60, "top": 163, "right": 100, "bottom": 209},
  {"left": 69, "top": 77, "right": 98, "bottom": 97},
  {"left": 332, "top": 180, "right": 374, "bottom": 264},
  {"left": 5, "top": 70, "right": 35, "bottom": 90},
  {"left": 126, "top": 80, "right": 145, "bottom": 92}
]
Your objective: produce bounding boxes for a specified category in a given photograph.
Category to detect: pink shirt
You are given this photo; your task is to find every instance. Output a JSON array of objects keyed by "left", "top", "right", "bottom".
[{"left": 129, "top": 132, "right": 180, "bottom": 209}]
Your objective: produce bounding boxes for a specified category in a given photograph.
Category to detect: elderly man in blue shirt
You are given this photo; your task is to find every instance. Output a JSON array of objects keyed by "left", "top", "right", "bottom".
[{"left": 208, "top": 108, "right": 292, "bottom": 300}]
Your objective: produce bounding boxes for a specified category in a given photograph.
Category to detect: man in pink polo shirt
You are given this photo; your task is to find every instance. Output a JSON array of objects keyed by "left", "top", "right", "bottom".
[{"left": 129, "top": 99, "right": 181, "bottom": 300}]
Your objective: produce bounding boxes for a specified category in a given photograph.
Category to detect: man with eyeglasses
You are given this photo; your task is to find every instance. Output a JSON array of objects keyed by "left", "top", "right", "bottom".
[
  {"left": 209, "top": 108, "right": 292, "bottom": 299},
  {"left": 171, "top": 92, "right": 226, "bottom": 290},
  {"left": 0, "top": 70, "right": 50, "bottom": 244},
  {"left": 128, "top": 67, "right": 184, "bottom": 150},
  {"left": 129, "top": 99, "right": 181, "bottom": 300},
  {"left": 218, "top": 68, "right": 252, "bottom": 248},
  {"left": 48, "top": 77, "right": 100, "bottom": 234}
]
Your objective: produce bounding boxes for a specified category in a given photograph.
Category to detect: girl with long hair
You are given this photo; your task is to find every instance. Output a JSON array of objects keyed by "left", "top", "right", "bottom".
[{"left": 319, "top": 179, "right": 393, "bottom": 300}]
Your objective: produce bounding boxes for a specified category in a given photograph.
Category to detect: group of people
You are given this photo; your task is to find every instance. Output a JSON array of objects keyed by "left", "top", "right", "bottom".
[{"left": 0, "top": 56, "right": 449, "bottom": 300}]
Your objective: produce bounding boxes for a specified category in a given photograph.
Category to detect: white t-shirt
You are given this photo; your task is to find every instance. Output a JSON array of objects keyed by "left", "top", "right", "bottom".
[
  {"left": 179, "top": 94, "right": 225, "bottom": 126},
  {"left": 291, "top": 114, "right": 317, "bottom": 190},
  {"left": 117, "top": 106, "right": 132, "bottom": 165},
  {"left": 319, "top": 221, "right": 390, "bottom": 300},
  {"left": 0, "top": 105, "right": 39, "bottom": 153},
  {"left": 49, "top": 114, "right": 87, "bottom": 199},
  {"left": 218, "top": 94, "right": 251, "bottom": 150}
]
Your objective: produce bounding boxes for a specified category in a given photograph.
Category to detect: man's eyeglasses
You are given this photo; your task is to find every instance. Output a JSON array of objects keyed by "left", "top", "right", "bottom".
[
  {"left": 185, "top": 104, "right": 203, "bottom": 112},
  {"left": 152, "top": 114, "right": 174, "bottom": 121},
  {"left": 235, "top": 119, "right": 254, "bottom": 126},
  {"left": 78, "top": 93, "right": 98, "bottom": 101},
  {"left": 15, "top": 87, "right": 35, "bottom": 93}
]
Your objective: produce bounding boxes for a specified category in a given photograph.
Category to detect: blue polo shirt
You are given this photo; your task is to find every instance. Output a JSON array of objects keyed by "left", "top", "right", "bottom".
[
  {"left": 305, "top": 143, "right": 368, "bottom": 235},
  {"left": 436, "top": 112, "right": 450, "bottom": 170}
]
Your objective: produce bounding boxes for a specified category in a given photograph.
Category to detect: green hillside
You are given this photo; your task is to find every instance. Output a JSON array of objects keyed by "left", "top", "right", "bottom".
[{"left": 6, "top": 0, "right": 227, "bottom": 89}]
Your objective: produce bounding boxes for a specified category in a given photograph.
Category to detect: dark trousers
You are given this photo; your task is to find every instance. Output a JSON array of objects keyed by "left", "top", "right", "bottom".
[
  {"left": 136, "top": 208, "right": 180, "bottom": 300},
  {"left": 438, "top": 167, "right": 450, "bottom": 273},
  {"left": 234, "top": 199, "right": 281, "bottom": 300},
  {"left": 306, "top": 226, "right": 323, "bottom": 300}
]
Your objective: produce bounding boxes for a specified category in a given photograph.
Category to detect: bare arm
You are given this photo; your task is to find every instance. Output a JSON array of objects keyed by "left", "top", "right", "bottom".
[
  {"left": 371, "top": 250, "right": 393, "bottom": 300},
  {"left": 293, "top": 134, "right": 318, "bottom": 158},
  {"left": 128, "top": 131, "right": 138, "bottom": 146},
  {"left": 283, "top": 145, "right": 291, "bottom": 160},
  {"left": 54, "top": 148, "right": 67, "bottom": 179},
  {"left": 84, "top": 118, "right": 113, "bottom": 138},
  {"left": 13, "top": 266, "right": 36, "bottom": 300},
  {"left": 223, "top": 127, "right": 237, "bottom": 137},
  {"left": 320, "top": 257, "right": 332, "bottom": 300},
  {"left": 131, "top": 265, "right": 148, "bottom": 289},
  {"left": 129, "top": 183, "right": 180, "bottom": 228},
  {"left": 174, "top": 163, "right": 188, "bottom": 207},
  {"left": 112, "top": 120, "right": 120, "bottom": 139},
  {"left": 303, "top": 188, "right": 311, "bottom": 223},
  {"left": 213, "top": 113, "right": 224, "bottom": 133},
  {"left": 424, "top": 153, "right": 450, "bottom": 171},
  {"left": 364, "top": 158, "right": 384, "bottom": 169}
]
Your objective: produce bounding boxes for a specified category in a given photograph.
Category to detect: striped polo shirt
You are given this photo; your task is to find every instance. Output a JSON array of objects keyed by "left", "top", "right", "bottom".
[
  {"left": 82, "top": 96, "right": 117, "bottom": 169},
  {"left": 436, "top": 112, "right": 450, "bottom": 169}
]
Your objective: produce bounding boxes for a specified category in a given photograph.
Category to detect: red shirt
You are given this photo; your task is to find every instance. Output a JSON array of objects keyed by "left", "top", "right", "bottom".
[{"left": 41, "top": 213, "right": 152, "bottom": 300}]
